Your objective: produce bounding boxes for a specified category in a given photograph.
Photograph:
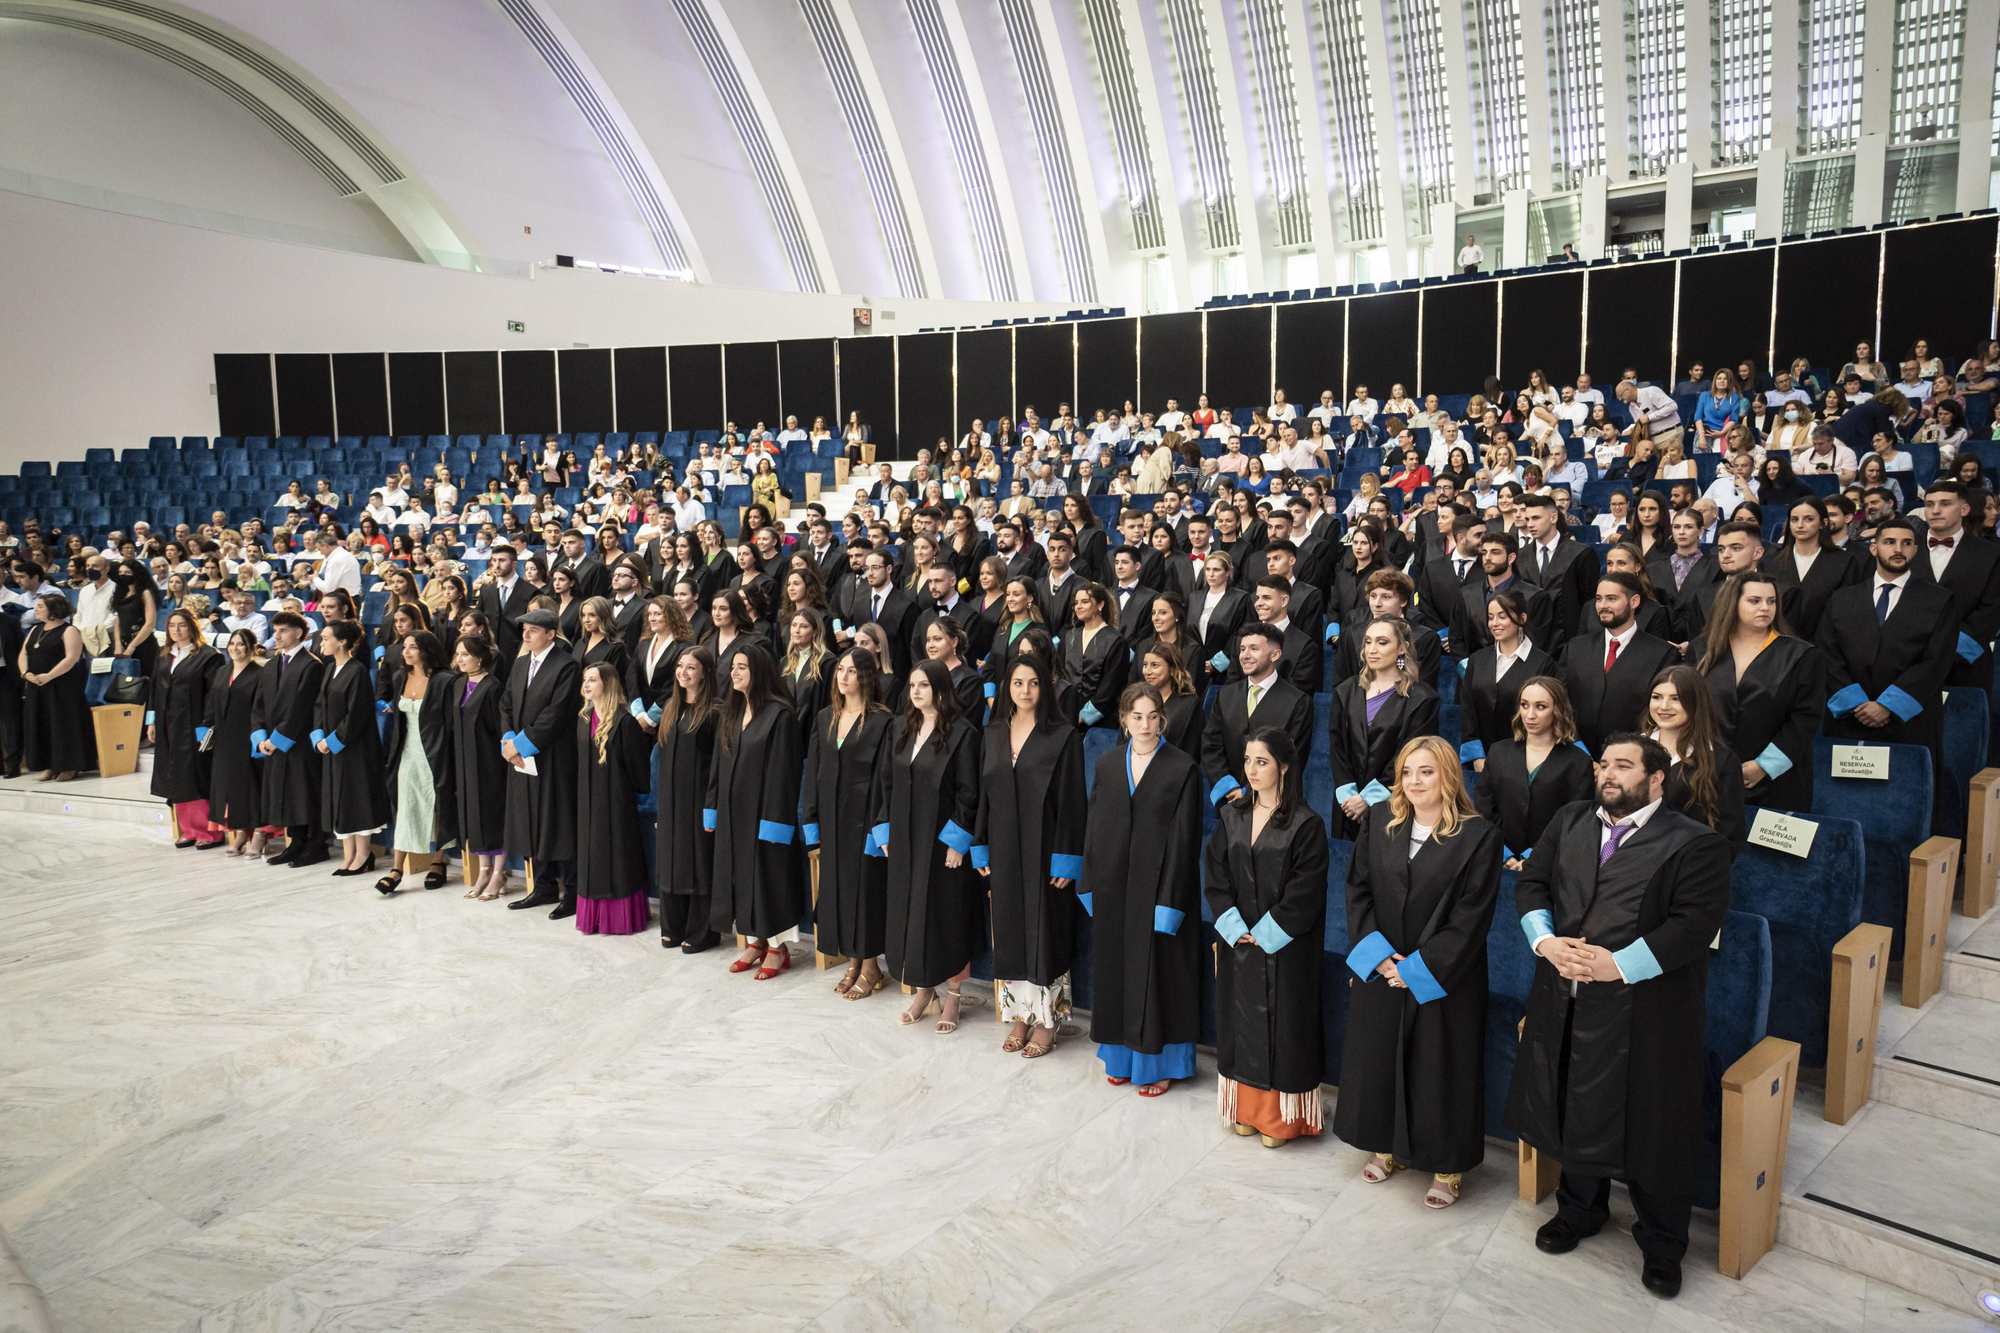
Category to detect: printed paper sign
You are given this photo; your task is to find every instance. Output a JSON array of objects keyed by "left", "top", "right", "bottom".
[
  {"left": 1830, "top": 744, "right": 1890, "bottom": 780},
  {"left": 1747, "top": 808, "right": 1818, "bottom": 859}
]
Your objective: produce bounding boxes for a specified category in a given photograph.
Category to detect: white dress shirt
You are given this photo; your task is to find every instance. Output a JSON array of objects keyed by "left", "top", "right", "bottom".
[
  {"left": 312, "top": 546, "right": 362, "bottom": 595},
  {"left": 1928, "top": 527, "right": 1964, "bottom": 580},
  {"left": 1873, "top": 570, "right": 1911, "bottom": 620},
  {"left": 1493, "top": 637, "right": 1536, "bottom": 681}
]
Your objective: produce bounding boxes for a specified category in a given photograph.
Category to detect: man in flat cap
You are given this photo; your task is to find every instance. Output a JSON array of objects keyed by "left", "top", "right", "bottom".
[{"left": 501, "top": 608, "right": 581, "bottom": 918}]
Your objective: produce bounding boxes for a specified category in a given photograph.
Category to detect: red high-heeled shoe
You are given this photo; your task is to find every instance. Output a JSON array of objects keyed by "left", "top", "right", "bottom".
[
  {"left": 754, "top": 945, "right": 792, "bottom": 980},
  {"left": 728, "top": 944, "right": 765, "bottom": 974}
]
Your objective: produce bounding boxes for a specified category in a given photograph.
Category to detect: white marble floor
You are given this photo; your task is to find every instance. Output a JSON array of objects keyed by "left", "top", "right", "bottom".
[{"left": 0, "top": 810, "right": 1991, "bottom": 1333}]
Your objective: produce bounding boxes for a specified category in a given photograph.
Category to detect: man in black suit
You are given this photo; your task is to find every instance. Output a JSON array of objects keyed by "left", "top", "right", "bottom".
[
  {"left": 802, "top": 517, "right": 845, "bottom": 585},
  {"left": 1254, "top": 540, "right": 1326, "bottom": 640},
  {"left": 1515, "top": 493, "right": 1600, "bottom": 646},
  {"left": 606, "top": 558, "right": 649, "bottom": 656},
  {"left": 1331, "top": 569, "right": 1443, "bottom": 689},
  {"left": 1038, "top": 531, "right": 1085, "bottom": 630},
  {"left": 994, "top": 520, "right": 1047, "bottom": 583},
  {"left": 1199, "top": 622, "right": 1317, "bottom": 808},
  {"left": 1450, "top": 531, "right": 1557, "bottom": 660},
  {"left": 1560, "top": 573, "right": 1683, "bottom": 754},
  {"left": 1818, "top": 516, "right": 1961, "bottom": 774},
  {"left": 558, "top": 530, "right": 605, "bottom": 595},
  {"left": 856, "top": 548, "right": 918, "bottom": 675},
  {"left": 502, "top": 610, "right": 583, "bottom": 917},
  {"left": 1644, "top": 508, "right": 1719, "bottom": 642},
  {"left": 1914, "top": 480, "right": 2000, "bottom": 689},
  {"left": 1108, "top": 547, "right": 1160, "bottom": 639},
  {"left": 475, "top": 543, "right": 535, "bottom": 672},
  {"left": 1416, "top": 510, "right": 1484, "bottom": 635},
  {"left": 829, "top": 540, "right": 872, "bottom": 633},
  {"left": 1068, "top": 458, "right": 1110, "bottom": 497},
  {"left": 913, "top": 563, "right": 987, "bottom": 664},
  {"left": 1232, "top": 577, "right": 1323, "bottom": 694},
  {"left": 1239, "top": 509, "right": 1299, "bottom": 588},
  {"left": 867, "top": 463, "right": 898, "bottom": 505},
  {"left": 253, "top": 612, "right": 328, "bottom": 867},
  {"left": 1113, "top": 510, "right": 1171, "bottom": 590}
]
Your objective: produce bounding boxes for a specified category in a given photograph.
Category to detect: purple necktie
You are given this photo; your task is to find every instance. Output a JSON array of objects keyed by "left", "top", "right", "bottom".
[{"left": 1600, "top": 823, "right": 1633, "bottom": 865}]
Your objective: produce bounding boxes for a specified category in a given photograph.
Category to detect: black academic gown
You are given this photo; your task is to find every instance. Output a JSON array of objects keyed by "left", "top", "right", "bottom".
[
  {"left": 707, "top": 701, "right": 806, "bottom": 939},
  {"left": 1059, "top": 624, "right": 1128, "bottom": 730},
  {"left": 1506, "top": 804, "right": 1733, "bottom": 1193},
  {"left": 1662, "top": 744, "right": 1750, "bottom": 856},
  {"left": 878, "top": 715, "right": 982, "bottom": 987},
  {"left": 1911, "top": 530, "right": 2000, "bottom": 689},
  {"left": 655, "top": 709, "right": 718, "bottom": 900},
  {"left": 1335, "top": 806, "right": 1506, "bottom": 1174},
  {"left": 1559, "top": 628, "right": 1682, "bottom": 755},
  {"left": 972, "top": 720, "right": 1087, "bottom": 984},
  {"left": 574, "top": 711, "right": 651, "bottom": 900},
  {"left": 1189, "top": 586, "right": 1251, "bottom": 673},
  {"left": 150, "top": 644, "right": 223, "bottom": 805},
  {"left": 1472, "top": 740, "right": 1596, "bottom": 859},
  {"left": 1765, "top": 544, "right": 1861, "bottom": 642},
  {"left": 1084, "top": 742, "right": 1205, "bottom": 1057},
  {"left": 450, "top": 674, "right": 508, "bottom": 854},
  {"left": 1456, "top": 646, "right": 1557, "bottom": 764},
  {"left": 315, "top": 657, "right": 390, "bottom": 835},
  {"left": 1329, "top": 616, "right": 1442, "bottom": 691},
  {"left": 1199, "top": 674, "right": 1317, "bottom": 807},
  {"left": 251, "top": 648, "right": 324, "bottom": 828},
  {"left": 381, "top": 668, "right": 461, "bottom": 848},
  {"left": 203, "top": 661, "right": 265, "bottom": 830},
  {"left": 501, "top": 646, "right": 582, "bottom": 865},
  {"left": 1816, "top": 578, "right": 1959, "bottom": 766},
  {"left": 1205, "top": 800, "right": 1332, "bottom": 1096},
  {"left": 624, "top": 637, "right": 688, "bottom": 720},
  {"left": 1160, "top": 691, "right": 1205, "bottom": 757},
  {"left": 1326, "top": 680, "right": 1442, "bottom": 839},
  {"left": 802, "top": 708, "right": 894, "bottom": 959},
  {"left": 1697, "top": 635, "right": 1825, "bottom": 813},
  {"left": 1448, "top": 578, "right": 1558, "bottom": 661}
]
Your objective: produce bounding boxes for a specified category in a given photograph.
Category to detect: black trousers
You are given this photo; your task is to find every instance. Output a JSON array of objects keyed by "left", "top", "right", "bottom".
[
  {"left": 660, "top": 890, "right": 715, "bottom": 942},
  {"left": 527, "top": 857, "right": 571, "bottom": 895},
  {"left": 1555, "top": 1171, "right": 1691, "bottom": 1262}
]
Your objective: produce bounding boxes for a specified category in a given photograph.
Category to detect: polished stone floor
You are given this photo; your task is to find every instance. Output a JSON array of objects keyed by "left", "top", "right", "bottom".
[{"left": 0, "top": 807, "right": 1990, "bottom": 1333}]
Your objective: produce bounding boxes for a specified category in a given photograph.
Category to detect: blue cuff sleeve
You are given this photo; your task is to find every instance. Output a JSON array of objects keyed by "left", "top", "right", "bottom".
[
  {"left": 144, "top": 709, "right": 155, "bottom": 725},
  {"left": 1347, "top": 929, "right": 1395, "bottom": 979},
  {"left": 1050, "top": 853, "right": 1084, "bottom": 879},
  {"left": 195, "top": 727, "right": 211, "bottom": 743},
  {"left": 869, "top": 821, "right": 890, "bottom": 851},
  {"left": 250, "top": 729, "right": 268, "bottom": 747},
  {"left": 1611, "top": 937, "right": 1663, "bottom": 983},
  {"left": 1958, "top": 631, "right": 1985, "bottom": 663},
  {"left": 1250, "top": 912, "right": 1295, "bottom": 954},
  {"left": 1360, "top": 780, "right": 1393, "bottom": 805},
  {"left": 1458, "top": 738, "right": 1485, "bottom": 762},
  {"left": 1437, "top": 627, "right": 1449, "bottom": 644},
  {"left": 512, "top": 732, "right": 540, "bottom": 757},
  {"left": 1399, "top": 950, "right": 1446, "bottom": 1003},
  {"left": 372, "top": 645, "right": 386, "bottom": 662},
  {"left": 326, "top": 732, "right": 345, "bottom": 755},
  {"left": 1215, "top": 906, "right": 1250, "bottom": 943},
  {"left": 1210, "top": 651, "right": 1230, "bottom": 671},
  {"left": 1504, "top": 846, "right": 1521, "bottom": 861},
  {"left": 1753, "top": 743, "right": 1793, "bottom": 780},
  {"left": 970, "top": 844, "right": 990, "bottom": 870},
  {"left": 1078, "top": 893, "right": 1093, "bottom": 916},
  {"left": 1335, "top": 783, "right": 1360, "bottom": 804},
  {"left": 501, "top": 730, "right": 516, "bottom": 745},
  {"left": 1080, "top": 701, "right": 1103, "bottom": 725},
  {"left": 801, "top": 822, "right": 821, "bottom": 846},
  {"left": 629, "top": 699, "right": 650, "bottom": 720},
  {"left": 757, "top": 820, "right": 795, "bottom": 844},
  {"left": 1827, "top": 683, "right": 1868, "bottom": 716},
  {"left": 1878, "top": 685, "right": 1923, "bottom": 722},
  {"left": 270, "top": 731, "right": 295, "bottom": 752},
  {"left": 938, "top": 819, "right": 973, "bottom": 853},
  {"left": 309, "top": 728, "right": 326, "bottom": 747},
  {"left": 647, "top": 703, "right": 663, "bottom": 725},
  {"left": 376, "top": 698, "right": 391, "bottom": 715},
  {"left": 983, "top": 680, "right": 996, "bottom": 699},
  {"left": 1521, "top": 909, "right": 1555, "bottom": 950},
  {"left": 1209, "top": 775, "right": 1240, "bottom": 806},
  {"left": 702, "top": 808, "right": 717, "bottom": 831},
  {"left": 1154, "top": 905, "right": 1184, "bottom": 934},
  {"left": 1324, "top": 622, "right": 1338, "bottom": 644}
]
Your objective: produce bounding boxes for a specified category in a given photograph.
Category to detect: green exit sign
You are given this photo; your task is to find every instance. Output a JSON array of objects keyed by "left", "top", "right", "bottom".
[{"left": 507, "top": 320, "right": 526, "bottom": 333}]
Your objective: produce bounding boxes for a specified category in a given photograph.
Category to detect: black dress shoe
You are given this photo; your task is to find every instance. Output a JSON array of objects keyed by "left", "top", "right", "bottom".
[
  {"left": 1535, "top": 1216, "right": 1599, "bottom": 1255},
  {"left": 548, "top": 896, "right": 576, "bottom": 921},
  {"left": 1641, "top": 1255, "right": 1682, "bottom": 1298},
  {"left": 265, "top": 843, "right": 299, "bottom": 866},
  {"left": 681, "top": 930, "right": 719, "bottom": 955},
  {"left": 291, "top": 848, "right": 329, "bottom": 867},
  {"left": 509, "top": 891, "right": 560, "bottom": 911}
]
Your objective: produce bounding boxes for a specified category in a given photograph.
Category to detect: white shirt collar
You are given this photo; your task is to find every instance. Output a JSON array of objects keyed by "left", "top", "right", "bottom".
[
  {"left": 1496, "top": 636, "right": 1535, "bottom": 666},
  {"left": 1246, "top": 667, "right": 1279, "bottom": 691},
  {"left": 1606, "top": 620, "right": 1639, "bottom": 651},
  {"left": 1875, "top": 569, "right": 1911, "bottom": 591},
  {"left": 1599, "top": 796, "right": 1663, "bottom": 831}
]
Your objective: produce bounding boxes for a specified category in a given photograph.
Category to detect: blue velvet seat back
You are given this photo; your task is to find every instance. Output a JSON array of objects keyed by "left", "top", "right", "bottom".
[
  {"left": 1728, "top": 813, "right": 1864, "bottom": 1067},
  {"left": 1321, "top": 837, "right": 1355, "bottom": 1077},
  {"left": 1437, "top": 654, "right": 1459, "bottom": 705},
  {"left": 1698, "top": 908, "right": 1773, "bottom": 1212},
  {"left": 1809, "top": 738, "right": 1933, "bottom": 957},
  {"left": 1439, "top": 703, "right": 1461, "bottom": 748},
  {"left": 1937, "top": 688, "right": 1989, "bottom": 838},
  {"left": 1483, "top": 871, "right": 1534, "bottom": 1138},
  {"left": 1305, "top": 695, "right": 1335, "bottom": 823}
]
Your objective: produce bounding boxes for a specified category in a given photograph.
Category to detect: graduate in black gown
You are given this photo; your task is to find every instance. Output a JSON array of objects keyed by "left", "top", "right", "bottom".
[
  {"left": 779, "top": 609, "right": 836, "bottom": 747},
  {"left": 1337, "top": 735, "right": 1505, "bottom": 1202},
  {"left": 1506, "top": 734, "right": 1733, "bottom": 1299},
  {"left": 19, "top": 593, "right": 93, "bottom": 780},
  {"left": 972, "top": 653, "right": 1088, "bottom": 1054},
  {"left": 625, "top": 596, "right": 692, "bottom": 727},
  {"left": 1328, "top": 617, "right": 1442, "bottom": 840},
  {"left": 922, "top": 617, "right": 986, "bottom": 721},
  {"left": 572, "top": 661, "right": 653, "bottom": 934},
  {"left": 1692, "top": 572, "right": 1825, "bottom": 814},
  {"left": 1765, "top": 497, "right": 1862, "bottom": 643},
  {"left": 656, "top": 645, "right": 720, "bottom": 951},
  {"left": 1206, "top": 726, "right": 1331, "bottom": 1145},
  {"left": 1134, "top": 642, "right": 1204, "bottom": 756},
  {"left": 377, "top": 629, "right": 459, "bottom": 894},
  {"left": 204, "top": 630, "right": 272, "bottom": 856},
  {"left": 252, "top": 612, "right": 325, "bottom": 866},
  {"left": 312, "top": 620, "right": 390, "bottom": 877},
  {"left": 1472, "top": 676, "right": 1596, "bottom": 866},
  {"left": 1199, "top": 623, "right": 1316, "bottom": 808},
  {"left": 1455, "top": 589, "right": 1556, "bottom": 768},
  {"left": 878, "top": 658, "right": 984, "bottom": 1031},
  {"left": 149, "top": 609, "right": 225, "bottom": 848},
  {"left": 448, "top": 635, "right": 511, "bottom": 899},
  {"left": 709, "top": 642, "right": 806, "bottom": 978},
  {"left": 502, "top": 609, "right": 583, "bottom": 917},
  {"left": 801, "top": 648, "right": 894, "bottom": 997},
  {"left": 1643, "top": 665, "right": 1748, "bottom": 856},
  {"left": 1083, "top": 684, "right": 1205, "bottom": 1094},
  {"left": 1059, "top": 582, "right": 1128, "bottom": 731}
]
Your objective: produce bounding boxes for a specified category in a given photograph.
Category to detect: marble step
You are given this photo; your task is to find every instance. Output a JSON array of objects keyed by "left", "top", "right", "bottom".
[
  {"left": 1953, "top": 949, "right": 2000, "bottom": 1004},
  {"left": 1873, "top": 991, "right": 2000, "bottom": 1134},
  {"left": 1780, "top": 1101, "right": 2000, "bottom": 1322}
]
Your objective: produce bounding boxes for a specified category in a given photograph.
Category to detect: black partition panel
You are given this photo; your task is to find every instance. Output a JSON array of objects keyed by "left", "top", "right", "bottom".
[
  {"left": 331, "top": 353, "right": 388, "bottom": 436},
  {"left": 214, "top": 353, "right": 275, "bottom": 437},
  {"left": 1499, "top": 272, "right": 1583, "bottom": 389},
  {"left": 1583, "top": 262, "right": 1676, "bottom": 385},
  {"left": 1274, "top": 300, "right": 1345, "bottom": 407},
  {"left": 1675, "top": 248, "right": 1773, "bottom": 379},
  {"left": 1077, "top": 317, "right": 1138, "bottom": 413},
  {"left": 274, "top": 353, "right": 334, "bottom": 437},
  {"left": 444, "top": 351, "right": 501, "bottom": 435},
  {"left": 669, "top": 344, "right": 722, "bottom": 433},
  {"left": 956, "top": 328, "right": 1013, "bottom": 426},
  {"left": 1139, "top": 311, "right": 1202, "bottom": 410},
  {"left": 724, "top": 342, "right": 779, "bottom": 429},
  {"left": 1770, "top": 236, "right": 1881, "bottom": 378},
  {"left": 501, "top": 350, "right": 556, "bottom": 435},
  {"left": 1015, "top": 323, "right": 1074, "bottom": 421},
  {"left": 1345, "top": 292, "right": 1419, "bottom": 402},
  {"left": 897, "top": 333, "right": 954, "bottom": 454},
  {"left": 1883, "top": 217, "right": 1999, "bottom": 365},
  {"left": 555, "top": 348, "right": 610, "bottom": 433},
  {"left": 1420, "top": 283, "right": 1497, "bottom": 396},
  {"left": 615, "top": 347, "right": 668, "bottom": 431},
  {"left": 388, "top": 353, "right": 444, "bottom": 436},
  {"left": 838, "top": 336, "right": 895, "bottom": 452},
  {"left": 778, "top": 338, "right": 836, "bottom": 428},
  {"left": 1204, "top": 305, "right": 1271, "bottom": 413}
]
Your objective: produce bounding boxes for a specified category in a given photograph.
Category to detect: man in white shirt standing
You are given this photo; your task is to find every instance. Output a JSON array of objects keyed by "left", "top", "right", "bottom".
[
  {"left": 1615, "top": 379, "right": 1683, "bottom": 453},
  {"left": 309, "top": 531, "right": 361, "bottom": 597},
  {"left": 72, "top": 554, "right": 117, "bottom": 652},
  {"left": 1457, "top": 235, "right": 1484, "bottom": 273}
]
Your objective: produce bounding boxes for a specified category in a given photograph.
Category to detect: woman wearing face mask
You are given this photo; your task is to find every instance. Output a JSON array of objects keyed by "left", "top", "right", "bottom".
[
  {"left": 1768, "top": 398, "right": 1813, "bottom": 457},
  {"left": 1692, "top": 572, "right": 1824, "bottom": 814},
  {"left": 1643, "top": 665, "right": 1748, "bottom": 856},
  {"left": 1471, "top": 677, "right": 1594, "bottom": 870}
]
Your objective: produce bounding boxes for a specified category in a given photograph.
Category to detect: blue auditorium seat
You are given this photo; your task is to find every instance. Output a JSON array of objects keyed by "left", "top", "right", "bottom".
[
  {"left": 1937, "top": 688, "right": 1988, "bottom": 837},
  {"left": 1729, "top": 811, "right": 1864, "bottom": 1067},
  {"left": 1810, "top": 738, "right": 1933, "bottom": 956},
  {"left": 1695, "top": 908, "right": 1774, "bottom": 1211},
  {"left": 147, "top": 436, "right": 177, "bottom": 452},
  {"left": 83, "top": 448, "right": 113, "bottom": 464}
]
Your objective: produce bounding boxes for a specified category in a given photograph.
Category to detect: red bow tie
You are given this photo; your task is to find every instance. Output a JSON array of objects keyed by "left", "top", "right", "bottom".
[{"left": 1931, "top": 536, "right": 1956, "bottom": 549}]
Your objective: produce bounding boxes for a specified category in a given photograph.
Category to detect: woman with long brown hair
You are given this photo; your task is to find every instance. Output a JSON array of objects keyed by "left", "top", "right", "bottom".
[
  {"left": 573, "top": 661, "right": 652, "bottom": 934},
  {"left": 1471, "top": 675, "right": 1595, "bottom": 868},
  {"left": 150, "top": 607, "right": 226, "bottom": 848},
  {"left": 1061, "top": 582, "right": 1127, "bottom": 731},
  {"left": 710, "top": 643, "right": 805, "bottom": 976},
  {"left": 1693, "top": 571, "right": 1824, "bottom": 814},
  {"left": 801, "top": 647, "right": 895, "bottom": 999},
  {"left": 657, "top": 644, "right": 721, "bottom": 950},
  {"left": 1644, "top": 665, "right": 1748, "bottom": 855},
  {"left": 1328, "top": 617, "right": 1440, "bottom": 840}
]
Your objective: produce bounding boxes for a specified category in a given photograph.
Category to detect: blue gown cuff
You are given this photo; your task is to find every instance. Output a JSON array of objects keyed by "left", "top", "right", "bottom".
[
  {"left": 376, "top": 698, "right": 391, "bottom": 715},
  {"left": 1399, "top": 950, "right": 1446, "bottom": 1003},
  {"left": 1324, "top": 622, "right": 1338, "bottom": 643},
  {"left": 372, "top": 645, "right": 386, "bottom": 662},
  {"left": 1078, "top": 892, "right": 1093, "bottom": 916},
  {"left": 270, "top": 731, "right": 295, "bottom": 752},
  {"left": 326, "top": 733, "right": 345, "bottom": 754},
  {"left": 1250, "top": 912, "right": 1294, "bottom": 954},
  {"left": 1210, "top": 651, "right": 1230, "bottom": 671},
  {"left": 1753, "top": 743, "right": 1793, "bottom": 779},
  {"left": 1154, "top": 905, "right": 1183, "bottom": 933},
  {"left": 512, "top": 732, "right": 540, "bottom": 757},
  {"left": 1958, "top": 631, "right": 1985, "bottom": 663},
  {"left": 984, "top": 680, "right": 996, "bottom": 698},
  {"left": 628, "top": 698, "right": 650, "bottom": 720},
  {"left": 1079, "top": 701, "right": 1103, "bottom": 725},
  {"left": 1878, "top": 685, "right": 1923, "bottom": 722},
  {"left": 1360, "top": 780, "right": 1393, "bottom": 805},
  {"left": 1521, "top": 909, "right": 1555, "bottom": 950},
  {"left": 757, "top": 820, "right": 795, "bottom": 844},
  {"left": 1050, "top": 853, "right": 1084, "bottom": 880},
  {"left": 308, "top": 728, "right": 326, "bottom": 747},
  {"left": 1335, "top": 782, "right": 1360, "bottom": 804},
  {"left": 801, "top": 822, "right": 821, "bottom": 847},
  {"left": 702, "top": 808, "right": 717, "bottom": 831},
  {"left": 1210, "top": 775, "right": 1241, "bottom": 806},
  {"left": 249, "top": 728, "right": 268, "bottom": 747},
  {"left": 1458, "top": 738, "right": 1485, "bottom": 762},
  {"left": 1827, "top": 683, "right": 1868, "bottom": 716},
  {"left": 144, "top": 709, "right": 155, "bottom": 725},
  {"left": 938, "top": 819, "right": 974, "bottom": 853},
  {"left": 195, "top": 727, "right": 211, "bottom": 743},
  {"left": 970, "top": 843, "right": 990, "bottom": 869},
  {"left": 1612, "top": 937, "right": 1663, "bottom": 983},
  {"left": 1347, "top": 929, "right": 1395, "bottom": 980},
  {"left": 869, "top": 821, "right": 891, "bottom": 851},
  {"left": 1215, "top": 906, "right": 1249, "bottom": 943}
]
